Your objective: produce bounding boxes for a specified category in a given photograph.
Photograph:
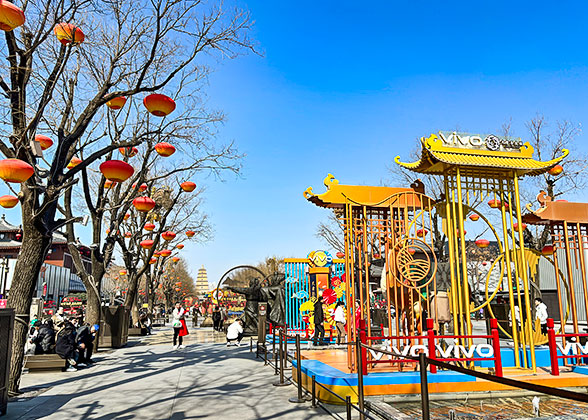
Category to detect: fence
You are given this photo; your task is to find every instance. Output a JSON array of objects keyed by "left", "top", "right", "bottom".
[{"left": 546, "top": 317, "right": 588, "bottom": 376}]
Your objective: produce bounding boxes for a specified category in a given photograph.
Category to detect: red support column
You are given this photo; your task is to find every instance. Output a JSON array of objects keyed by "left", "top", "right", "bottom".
[
  {"left": 547, "top": 318, "right": 559, "bottom": 376},
  {"left": 426, "top": 318, "right": 437, "bottom": 374},
  {"left": 359, "top": 319, "right": 368, "bottom": 375},
  {"left": 490, "top": 318, "right": 503, "bottom": 377}
]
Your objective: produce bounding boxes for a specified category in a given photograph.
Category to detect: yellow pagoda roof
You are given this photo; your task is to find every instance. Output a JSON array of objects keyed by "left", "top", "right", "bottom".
[
  {"left": 395, "top": 133, "right": 568, "bottom": 177},
  {"left": 303, "top": 174, "right": 429, "bottom": 209}
]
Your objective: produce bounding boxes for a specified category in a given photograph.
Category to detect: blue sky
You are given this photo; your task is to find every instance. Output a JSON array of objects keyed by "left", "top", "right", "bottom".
[
  {"left": 5, "top": 1, "right": 588, "bottom": 289},
  {"left": 180, "top": 1, "right": 588, "bottom": 288}
]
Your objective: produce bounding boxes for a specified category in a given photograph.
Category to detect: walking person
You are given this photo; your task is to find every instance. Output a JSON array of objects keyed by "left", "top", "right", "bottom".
[
  {"left": 535, "top": 297, "right": 549, "bottom": 334},
  {"left": 212, "top": 305, "right": 222, "bottom": 331},
  {"left": 313, "top": 296, "right": 326, "bottom": 346},
  {"left": 334, "top": 301, "right": 346, "bottom": 345},
  {"left": 172, "top": 302, "right": 189, "bottom": 349}
]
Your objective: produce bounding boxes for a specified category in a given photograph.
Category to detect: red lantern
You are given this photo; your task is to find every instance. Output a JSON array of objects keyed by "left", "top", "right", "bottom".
[
  {"left": 155, "top": 142, "right": 176, "bottom": 157},
  {"left": 67, "top": 157, "right": 82, "bottom": 169},
  {"left": 416, "top": 228, "right": 428, "bottom": 237},
  {"left": 407, "top": 247, "right": 416, "bottom": 255},
  {"left": 0, "top": 195, "right": 18, "bottom": 208},
  {"left": 542, "top": 245, "right": 555, "bottom": 256},
  {"left": 186, "top": 230, "right": 195, "bottom": 238},
  {"left": 138, "top": 183, "right": 148, "bottom": 192},
  {"left": 172, "top": 257, "right": 180, "bottom": 263},
  {"left": 456, "top": 229, "right": 467, "bottom": 236},
  {"left": 335, "top": 251, "right": 344, "bottom": 259},
  {"left": 482, "top": 261, "right": 488, "bottom": 266},
  {"left": 488, "top": 199, "right": 501, "bottom": 209},
  {"left": 0, "top": 2, "right": 25, "bottom": 31},
  {"left": 469, "top": 214, "right": 480, "bottom": 222},
  {"left": 162, "top": 231, "right": 176, "bottom": 241},
  {"left": 144, "top": 222, "right": 156, "bottom": 231},
  {"left": 118, "top": 146, "right": 138, "bottom": 157},
  {"left": 99, "top": 160, "right": 134, "bottom": 182},
  {"left": 143, "top": 94, "right": 176, "bottom": 117},
  {"left": 302, "top": 315, "right": 309, "bottom": 323},
  {"left": 180, "top": 181, "right": 196, "bottom": 192},
  {"left": 475, "top": 239, "right": 490, "bottom": 249},
  {"left": 548, "top": 165, "right": 563, "bottom": 176},
  {"left": 513, "top": 222, "right": 527, "bottom": 231},
  {"left": 160, "top": 249, "right": 172, "bottom": 257},
  {"left": 107, "top": 97, "right": 127, "bottom": 110},
  {"left": 123, "top": 213, "right": 130, "bottom": 221},
  {"left": 153, "top": 252, "right": 160, "bottom": 259},
  {"left": 119, "top": 270, "right": 127, "bottom": 276},
  {"left": 124, "top": 232, "right": 132, "bottom": 238},
  {"left": 133, "top": 196, "right": 156, "bottom": 212},
  {"left": 104, "top": 179, "right": 116, "bottom": 189},
  {"left": 140, "top": 240, "right": 154, "bottom": 249},
  {"left": 176, "top": 244, "right": 184, "bottom": 249},
  {"left": 0, "top": 159, "right": 34, "bottom": 183},
  {"left": 322, "top": 288, "right": 337, "bottom": 305},
  {"left": 54, "top": 23, "right": 85, "bottom": 45},
  {"left": 35, "top": 135, "right": 53, "bottom": 151}
]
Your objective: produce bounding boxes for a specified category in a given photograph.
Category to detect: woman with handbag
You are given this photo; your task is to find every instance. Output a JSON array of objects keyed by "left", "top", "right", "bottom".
[{"left": 172, "top": 302, "right": 189, "bottom": 349}]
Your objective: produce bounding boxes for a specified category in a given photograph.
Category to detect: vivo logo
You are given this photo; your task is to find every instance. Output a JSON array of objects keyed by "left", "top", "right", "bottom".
[
  {"left": 369, "top": 342, "right": 494, "bottom": 360},
  {"left": 557, "top": 342, "right": 588, "bottom": 356}
]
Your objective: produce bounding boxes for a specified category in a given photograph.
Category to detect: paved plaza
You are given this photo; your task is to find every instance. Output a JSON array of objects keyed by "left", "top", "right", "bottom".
[{"left": 5, "top": 326, "right": 332, "bottom": 420}]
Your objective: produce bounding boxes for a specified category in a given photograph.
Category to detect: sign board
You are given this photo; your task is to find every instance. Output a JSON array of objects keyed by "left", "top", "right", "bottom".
[
  {"left": 0, "top": 299, "right": 6, "bottom": 309},
  {"left": 438, "top": 131, "right": 523, "bottom": 153},
  {"left": 258, "top": 303, "right": 267, "bottom": 316}
]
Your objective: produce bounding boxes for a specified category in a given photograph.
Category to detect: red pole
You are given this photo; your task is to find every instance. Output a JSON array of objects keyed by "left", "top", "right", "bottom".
[
  {"left": 490, "top": 318, "right": 503, "bottom": 377},
  {"left": 547, "top": 318, "right": 559, "bottom": 376},
  {"left": 426, "top": 318, "right": 437, "bottom": 374},
  {"left": 359, "top": 319, "right": 368, "bottom": 375},
  {"left": 269, "top": 322, "right": 273, "bottom": 334}
]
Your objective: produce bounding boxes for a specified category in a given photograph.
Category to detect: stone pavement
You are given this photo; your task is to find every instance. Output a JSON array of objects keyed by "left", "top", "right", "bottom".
[{"left": 5, "top": 326, "right": 335, "bottom": 420}]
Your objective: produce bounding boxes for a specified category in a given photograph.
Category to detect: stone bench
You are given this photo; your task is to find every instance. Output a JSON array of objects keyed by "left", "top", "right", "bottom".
[{"left": 24, "top": 354, "right": 66, "bottom": 372}]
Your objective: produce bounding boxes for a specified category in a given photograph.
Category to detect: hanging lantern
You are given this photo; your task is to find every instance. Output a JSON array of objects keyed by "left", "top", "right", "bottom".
[
  {"left": 456, "top": 229, "right": 467, "bottom": 236},
  {"left": 548, "top": 165, "right": 563, "bottom": 176},
  {"left": 469, "top": 214, "right": 480, "bottom": 222},
  {"left": 513, "top": 222, "right": 527, "bottom": 231},
  {"left": 133, "top": 196, "right": 156, "bottom": 212},
  {"left": 105, "top": 228, "right": 111, "bottom": 234},
  {"left": 482, "top": 261, "right": 488, "bottom": 266},
  {"left": 176, "top": 244, "right": 184, "bottom": 250},
  {"left": 0, "top": 195, "right": 18, "bottom": 208},
  {"left": 99, "top": 160, "right": 134, "bottom": 182},
  {"left": 140, "top": 240, "right": 154, "bottom": 249},
  {"left": 160, "top": 249, "right": 172, "bottom": 257},
  {"left": 475, "top": 239, "right": 490, "bottom": 248},
  {"left": 185, "top": 230, "right": 195, "bottom": 238},
  {"left": 542, "top": 245, "right": 555, "bottom": 256},
  {"left": 153, "top": 252, "right": 160, "bottom": 259},
  {"left": 118, "top": 146, "right": 138, "bottom": 157},
  {"left": 172, "top": 257, "right": 180, "bottom": 263},
  {"left": 335, "top": 251, "right": 344, "bottom": 259},
  {"left": 67, "top": 157, "right": 82, "bottom": 169},
  {"left": 154, "top": 142, "right": 176, "bottom": 157},
  {"left": 143, "top": 94, "right": 176, "bottom": 117},
  {"left": 488, "top": 199, "right": 501, "bottom": 209},
  {"left": 416, "top": 228, "right": 428, "bottom": 237},
  {"left": 138, "top": 183, "right": 148, "bottom": 192},
  {"left": 144, "top": 222, "right": 156, "bottom": 231},
  {"left": 35, "top": 135, "right": 53, "bottom": 151},
  {"left": 104, "top": 179, "right": 117, "bottom": 189},
  {"left": 54, "top": 22, "right": 85, "bottom": 45},
  {"left": 107, "top": 97, "right": 127, "bottom": 110},
  {"left": 162, "top": 231, "right": 176, "bottom": 241},
  {"left": 180, "top": 181, "right": 196, "bottom": 192},
  {"left": 0, "top": 2, "right": 25, "bottom": 31},
  {"left": 119, "top": 270, "right": 127, "bottom": 276},
  {"left": 0, "top": 159, "right": 34, "bottom": 183},
  {"left": 123, "top": 213, "right": 130, "bottom": 221},
  {"left": 124, "top": 232, "right": 132, "bottom": 238},
  {"left": 407, "top": 247, "right": 416, "bottom": 255}
]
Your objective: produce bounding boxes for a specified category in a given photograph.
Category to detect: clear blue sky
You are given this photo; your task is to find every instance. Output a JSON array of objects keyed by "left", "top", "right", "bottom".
[{"left": 186, "top": 1, "right": 588, "bottom": 288}]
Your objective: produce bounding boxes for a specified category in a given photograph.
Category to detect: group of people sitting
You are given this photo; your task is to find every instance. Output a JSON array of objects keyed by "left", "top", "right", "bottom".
[{"left": 26, "top": 315, "right": 98, "bottom": 372}]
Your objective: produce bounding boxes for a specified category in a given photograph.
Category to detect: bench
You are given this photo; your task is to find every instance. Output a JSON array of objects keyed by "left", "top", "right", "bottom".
[
  {"left": 152, "top": 317, "right": 166, "bottom": 327},
  {"left": 24, "top": 354, "right": 66, "bottom": 372},
  {"left": 128, "top": 327, "right": 148, "bottom": 336}
]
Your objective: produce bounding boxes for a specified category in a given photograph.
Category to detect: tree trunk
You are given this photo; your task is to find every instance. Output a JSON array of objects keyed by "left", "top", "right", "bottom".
[{"left": 7, "top": 221, "right": 51, "bottom": 394}]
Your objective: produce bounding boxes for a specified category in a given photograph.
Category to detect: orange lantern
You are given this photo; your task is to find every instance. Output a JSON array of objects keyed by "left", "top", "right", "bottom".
[
  {"left": 107, "top": 96, "right": 127, "bottom": 110},
  {"left": 140, "top": 240, "right": 154, "bottom": 249},
  {"left": 548, "top": 165, "right": 563, "bottom": 176},
  {"left": 123, "top": 213, "right": 130, "bottom": 221},
  {"left": 162, "top": 231, "right": 176, "bottom": 241},
  {"left": 335, "top": 251, "right": 344, "bottom": 259},
  {"left": 54, "top": 23, "right": 85, "bottom": 45},
  {"left": 513, "top": 222, "right": 527, "bottom": 230},
  {"left": 143, "top": 94, "right": 176, "bottom": 117},
  {"left": 469, "top": 214, "right": 480, "bottom": 222},
  {"left": 104, "top": 179, "right": 116, "bottom": 189},
  {"left": 99, "top": 160, "right": 134, "bottom": 182},
  {"left": 160, "top": 249, "right": 172, "bottom": 257},
  {"left": 172, "top": 257, "right": 180, "bottom": 263},
  {"left": 416, "top": 228, "right": 427, "bottom": 237},
  {"left": 542, "top": 245, "right": 555, "bottom": 256},
  {"left": 407, "top": 248, "right": 416, "bottom": 255},
  {"left": 176, "top": 244, "right": 184, "bottom": 249},
  {"left": 150, "top": 258, "right": 157, "bottom": 264},
  {"left": 105, "top": 228, "right": 111, "bottom": 234},
  {"left": 488, "top": 199, "right": 501, "bottom": 209},
  {"left": 0, "top": 1, "right": 25, "bottom": 31},
  {"left": 475, "top": 239, "right": 490, "bottom": 248},
  {"left": 180, "top": 181, "right": 196, "bottom": 192},
  {"left": 119, "top": 270, "right": 127, "bottom": 276},
  {"left": 35, "top": 135, "right": 53, "bottom": 151},
  {"left": 153, "top": 252, "right": 160, "bottom": 258},
  {"left": 138, "top": 183, "right": 148, "bottom": 192},
  {"left": 0, "top": 195, "right": 18, "bottom": 208},
  {"left": 124, "top": 232, "right": 132, "bottom": 238},
  {"left": 118, "top": 146, "right": 138, "bottom": 157},
  {"left": 155, "top": 142, "right": 176, "bottom": 157},
  {"left": 67, "top": 157, "right": 82, "bottom": 169},
  {"left": 0, "top": 159, "right": 34, "bottom": 183},
  {"left": 186, "top": 230, "right": 195, "bottom": 238},
  {"left": 144, "top": 222, "right": 156, "bottom": 231},
  {"left": 133, "top": 196, "right": 156, "bottom": 212},
  {"left": 456, "top": 229, "right": 467, "bottom": 236}
]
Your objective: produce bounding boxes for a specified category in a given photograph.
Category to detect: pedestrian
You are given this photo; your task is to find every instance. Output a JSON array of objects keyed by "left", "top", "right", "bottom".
[
  {"left": 172, "top": 302, "right": 189, "bottom": 349},
  {"left": 313, "top": 296, "right": 326, "bottom": 346},
  {"left": 535, "top": 297, "right": 548, "bottom": 334},
  {"left": 226, "top": 318, "right": 244, "bottom": 346},
  {"left": 334, "top": 301, "right": 346, "bottom": 345},
  {"left": 56, "top": 320, "right": 82, "bottom": 371},
  {"left": 212, "top": 305, "right": 222, "bottom": 331},
  {"left": 32, "top": 319, "right": 56, "bottom": 354}
]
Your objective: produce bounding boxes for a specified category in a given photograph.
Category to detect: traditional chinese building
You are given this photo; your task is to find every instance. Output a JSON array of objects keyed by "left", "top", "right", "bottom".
[{"left": 195, "top": 265, "right": 209, "bottom": 297}]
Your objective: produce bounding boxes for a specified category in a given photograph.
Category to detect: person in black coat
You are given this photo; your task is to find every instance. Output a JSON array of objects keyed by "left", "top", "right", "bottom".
[
  {"left": 55, "top": 321, "right": 80, "bottom": 371},
  {"left": 32, "top": 320, "right": 56, "bottom": 354},
  {"left": 313, "top": 296, "right": 326, "bottom": 346}
]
